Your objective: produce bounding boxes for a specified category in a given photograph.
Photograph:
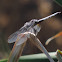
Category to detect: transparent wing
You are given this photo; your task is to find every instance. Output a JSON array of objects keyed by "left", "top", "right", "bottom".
[
  {"left": 8, "top": 30, "right": 22, "bottom": 43},
  {"left": 8, "top": 24, "right": 41, "bottom": 43},
  {"left": 8, "top": 26, "right": 27, "bottom": 43},
  {"left": 16, "top": 33, "right": 28, "bottom": 46}
]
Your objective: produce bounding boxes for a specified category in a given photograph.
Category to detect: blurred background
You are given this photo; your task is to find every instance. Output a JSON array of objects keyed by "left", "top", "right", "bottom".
[{"left": 0, "top": 0, "right": 62, "bottom": 59}]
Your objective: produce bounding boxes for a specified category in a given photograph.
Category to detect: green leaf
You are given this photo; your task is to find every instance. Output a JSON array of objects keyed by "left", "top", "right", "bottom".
[{"left": 0, "top": 52, "right": 57, "bottom": 62}]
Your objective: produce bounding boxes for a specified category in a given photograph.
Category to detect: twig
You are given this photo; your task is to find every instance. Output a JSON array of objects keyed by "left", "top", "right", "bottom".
[
  {"left": 29, "top": 33, "right": 55, "bottom": 62},
  {"left": 8, "top": 32, "right": 55, "bottom": 62}
]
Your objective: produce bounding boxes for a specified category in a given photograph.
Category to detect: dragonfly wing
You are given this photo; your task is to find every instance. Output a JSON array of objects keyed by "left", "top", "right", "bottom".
[
  {"left": 8, "top": 23, "right": 41, "bottom": 44},
  {"left": 8, "top": 25, "right": 29, "bottom": 43},
  {"left": 16, "top": 33, "right": 28, "bottom": 46},
  {"left": 8, "top": 30, "right": 21, "bottom": 43}
]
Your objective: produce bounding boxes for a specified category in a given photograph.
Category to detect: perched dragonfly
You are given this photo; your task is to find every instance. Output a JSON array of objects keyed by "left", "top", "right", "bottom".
[{"left": 7, "top": 12, "right": 61, "bottom": 62}]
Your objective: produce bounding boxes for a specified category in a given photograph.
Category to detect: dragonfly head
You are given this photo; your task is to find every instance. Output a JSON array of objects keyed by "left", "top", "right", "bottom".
[
  {"left": 30, "top": 19, "right": 43, "bottom": 26},
  {"left": 23, "top": 19, "right": 39, "bottom": 29}
]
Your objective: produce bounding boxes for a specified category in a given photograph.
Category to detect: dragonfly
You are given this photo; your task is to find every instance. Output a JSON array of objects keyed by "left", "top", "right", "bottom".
[{"left": 7, "top": 12, "right": 61, "bottom": 62}]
